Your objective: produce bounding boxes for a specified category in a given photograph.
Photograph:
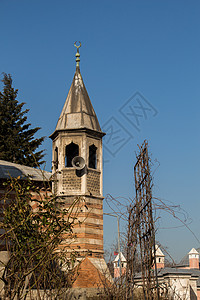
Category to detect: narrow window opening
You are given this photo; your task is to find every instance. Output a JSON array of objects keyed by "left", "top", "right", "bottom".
[
  {"left": 89, "top": 145, "right": 97, "bottom": 169},
  {"left": 65, "top": 143, "right": 79, "bottom": 167},
  {"left": 54, "top": 147, "right": 58, "bottom": 169}
]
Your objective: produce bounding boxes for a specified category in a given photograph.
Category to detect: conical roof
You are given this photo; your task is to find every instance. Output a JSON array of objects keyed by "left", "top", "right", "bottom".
[
  {"left": 54, "top": 67, "right": 101, "bottom": 133},
  {"left": 188, "top": 248, "right": 199, "bottom": 255},
  {"left": 113, "top": 252, "right": 126, "bottom": 263},
  {"left": 155, "top": 245, "right": 165, "bottom": 257}
]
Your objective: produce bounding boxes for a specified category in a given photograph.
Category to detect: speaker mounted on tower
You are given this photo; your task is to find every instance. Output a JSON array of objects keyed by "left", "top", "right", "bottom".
[{"left": 72, "top": 156, "right": 87, "bottom": 177}]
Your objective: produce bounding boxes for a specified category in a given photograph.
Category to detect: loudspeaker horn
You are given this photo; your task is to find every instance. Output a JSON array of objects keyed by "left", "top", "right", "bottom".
[{"left": 72, "top": 156, "right": 86, "bottom": 170}]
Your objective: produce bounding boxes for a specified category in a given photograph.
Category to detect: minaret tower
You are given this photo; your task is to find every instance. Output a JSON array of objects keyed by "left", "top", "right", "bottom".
[{"left": 49, "top": 42, "right": 105, "bottom": 263}]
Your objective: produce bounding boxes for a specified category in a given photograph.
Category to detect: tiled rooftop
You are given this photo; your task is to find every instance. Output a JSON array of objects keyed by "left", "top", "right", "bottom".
[{"left": 0, "top": 160, "right": 51, "bottom": 182}]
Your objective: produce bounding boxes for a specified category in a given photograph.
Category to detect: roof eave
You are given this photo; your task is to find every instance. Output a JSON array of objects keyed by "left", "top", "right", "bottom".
[{"left": 49, "top": 127, "right": 106, "bottom": 140}]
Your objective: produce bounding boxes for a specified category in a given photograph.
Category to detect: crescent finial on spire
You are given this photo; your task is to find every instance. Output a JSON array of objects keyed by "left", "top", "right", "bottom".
[
  {"left": 74, "top": 41, "right": 81, "bottom": 69},
  {"left": 74, "top": 41, "right": 81, "bottom": 51}
]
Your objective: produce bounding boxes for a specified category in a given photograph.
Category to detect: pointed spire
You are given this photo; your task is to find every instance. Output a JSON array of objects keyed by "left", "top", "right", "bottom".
[
  {"left": 49, "top": 42, "right": 103, "bottom": 137},
  {"left": 74, "top": 41, "right": 81, "bottom": 69}
]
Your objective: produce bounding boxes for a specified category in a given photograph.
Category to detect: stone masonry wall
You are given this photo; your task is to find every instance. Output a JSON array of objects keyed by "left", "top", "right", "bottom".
[
  {"left": 87, "top": 169, "right": 100, "bottom": 195},
  {"left": 62, "top": 169, "right": 81, "bottom": 192}
]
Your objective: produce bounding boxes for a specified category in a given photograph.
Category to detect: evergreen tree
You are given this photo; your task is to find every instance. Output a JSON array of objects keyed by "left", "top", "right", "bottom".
[{"left": 0, "top": 73, "right": 45, "bottom": 167}]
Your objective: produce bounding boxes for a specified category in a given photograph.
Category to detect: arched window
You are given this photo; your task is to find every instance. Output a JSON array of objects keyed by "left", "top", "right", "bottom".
[
  {"left": 65, "top": 142, "right": 79, "bottom": 167},
  {"left": 89, "top": 145, "right": 97, "bottom": 169},
  {"left": 54, "top": 147, "right": 58, "bottom": 169}
]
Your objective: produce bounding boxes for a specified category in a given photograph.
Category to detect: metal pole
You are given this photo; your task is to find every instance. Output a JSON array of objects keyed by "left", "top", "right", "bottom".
[
  {"left": 104, "top": 213, "right": 122, "bottom": 278},
  {"left": 117, "top": 216, "right": 122, "bottom": 278}
]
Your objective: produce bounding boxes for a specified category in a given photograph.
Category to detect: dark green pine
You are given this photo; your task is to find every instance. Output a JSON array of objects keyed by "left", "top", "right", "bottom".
[{"left": 0, "top": 73, "right": 45, "bottom": 167}]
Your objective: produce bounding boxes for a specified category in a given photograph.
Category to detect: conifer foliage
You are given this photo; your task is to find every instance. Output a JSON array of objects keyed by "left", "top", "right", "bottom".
[{"left": 0, "top": 73, "right": 45, "bottom": 167}]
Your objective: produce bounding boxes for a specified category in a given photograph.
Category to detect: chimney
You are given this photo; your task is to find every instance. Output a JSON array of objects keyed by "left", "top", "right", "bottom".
[
  {"left": 113, "top": 252, "right": 127, "bottom": 278},
  {"left": 188, "top": 248, "right": 199, "bottom": 269},
  {"left": 153, "top": 245, "right": 165, "bottom": 269}
]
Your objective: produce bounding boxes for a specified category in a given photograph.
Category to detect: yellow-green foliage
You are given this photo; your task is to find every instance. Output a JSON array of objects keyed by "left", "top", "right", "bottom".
[{"left": 0, "top": 176, "right": 79, "bottom": 299}]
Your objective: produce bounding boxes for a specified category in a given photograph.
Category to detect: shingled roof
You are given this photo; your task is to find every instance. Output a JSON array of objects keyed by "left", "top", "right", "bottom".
[
  {"left": 51, "top": 67, "right": 101, "bottom": 137},
  {"left": 0, "top": 160, "right": 51, "bottom": 182}
]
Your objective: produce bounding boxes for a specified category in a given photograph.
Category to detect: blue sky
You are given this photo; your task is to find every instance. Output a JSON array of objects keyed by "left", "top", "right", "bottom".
[{"left": 1, "top": 0, "right": 200, "bottom": 262}]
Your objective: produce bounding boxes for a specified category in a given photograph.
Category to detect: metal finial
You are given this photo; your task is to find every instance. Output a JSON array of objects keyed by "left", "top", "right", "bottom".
[{"left": 74, "top": 41, "right": 81, "bottom": 68}]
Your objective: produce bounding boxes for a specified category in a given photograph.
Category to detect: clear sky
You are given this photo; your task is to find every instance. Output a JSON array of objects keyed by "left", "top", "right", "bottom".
[{"left": 1, "top": 0, "right": 200, "bottom": 262}]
